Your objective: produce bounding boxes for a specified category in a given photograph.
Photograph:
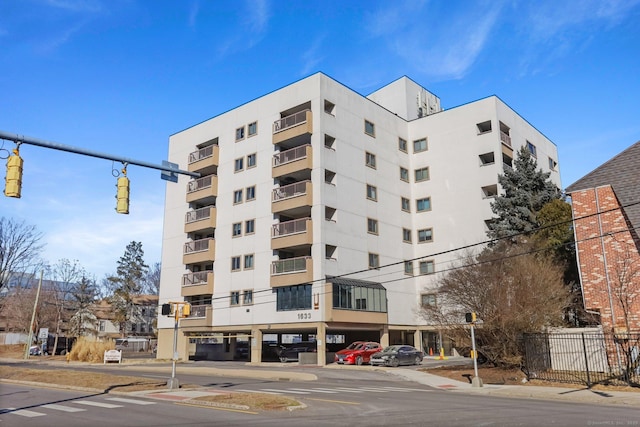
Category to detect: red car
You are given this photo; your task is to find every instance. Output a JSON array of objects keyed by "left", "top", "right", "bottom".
[{"left": 334, "top": 341, "right": 382, "bottom": 365}]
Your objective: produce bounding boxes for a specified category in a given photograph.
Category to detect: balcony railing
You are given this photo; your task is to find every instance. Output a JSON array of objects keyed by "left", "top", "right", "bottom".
[
  {"left": 184, "top": 238, "right": 213, "bottom": 254},
  {"left": 272, "top": 181, "right": 309, "bottom": 202},
  {"left": 182, "top": 270, "right": 213, "bottom": 286},
  {"left": 272, "top": 217, "right": 309, "bottom": 237},
  {"left": 500, "top": 131, "right": 512, "bottom": 147},
  {"left": 271, "top": 256, "right": 311, "bottom": 275},
  {"left": 185, "top": 206, "right": 213, "bottom": 223},
  {"left": 273, "top": 145, "right": 310, "bottom": 166},
  {"left": 188, "top": 145, "right": 216, "bottom": 164},
  {"left": 188, "top": 304, "right": 207, "bottom": 318},
  {"left": 187, "top": 175, "right": 214, "bottom": 193},
  {"left": 273, "top": 110, "right": 310, "bottom": 134}
]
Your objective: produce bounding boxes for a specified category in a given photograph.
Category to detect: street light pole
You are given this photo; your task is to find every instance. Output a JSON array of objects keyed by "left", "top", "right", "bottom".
[
  {"left": 470, "top": 323, "right": 483, "bottom": 387},
  {"left": 24, "top": 271, "right": 43, "bottom": 359}
]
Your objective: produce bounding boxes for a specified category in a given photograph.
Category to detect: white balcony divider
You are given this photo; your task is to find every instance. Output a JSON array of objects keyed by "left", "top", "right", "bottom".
[
  {"left": 271, "top": 256, "right": 310, "bottom": 275},
  {"left": 185, "top": 206, "right": 213, "bottom": 223},
  {"left": 184, "top": 238, "right": 213, "bottom": 254},
  {"left": 272, "top": 180, "right": 309, "bottom": 201}
]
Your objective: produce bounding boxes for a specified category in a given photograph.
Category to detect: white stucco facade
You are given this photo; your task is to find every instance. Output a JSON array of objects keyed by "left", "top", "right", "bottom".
[{"left": 157, "top": 73, "right": 560, "bottom": 363}]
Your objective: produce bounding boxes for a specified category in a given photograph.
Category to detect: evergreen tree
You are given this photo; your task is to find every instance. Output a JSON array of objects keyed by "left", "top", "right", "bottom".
[
  {"left": 107, "top": 241, "right": 148, "bottom": 336},
  {"left": 488, "top": 146, "right": 561, "bottom": 241}
]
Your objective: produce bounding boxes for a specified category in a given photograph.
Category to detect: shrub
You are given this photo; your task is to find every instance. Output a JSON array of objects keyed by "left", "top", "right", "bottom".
[{"left": 68, "top": 337, "right": 115, "bottom": 363}]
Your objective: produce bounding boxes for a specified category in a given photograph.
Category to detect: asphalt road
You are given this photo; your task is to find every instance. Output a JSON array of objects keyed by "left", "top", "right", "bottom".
[{"left": 2, "top": 361, "right": 640, "bottom": 426}]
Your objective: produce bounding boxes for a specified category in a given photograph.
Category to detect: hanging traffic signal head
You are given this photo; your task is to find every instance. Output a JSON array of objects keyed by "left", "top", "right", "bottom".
[
  {"left": 4, "top": 148, "right": 23, "bottom": 198},
  {"left": 115, "top": 172, "right": 129, "bottom": 214},
  {"left": 465, "top": 312, "right": 477, "bottom": 323}
]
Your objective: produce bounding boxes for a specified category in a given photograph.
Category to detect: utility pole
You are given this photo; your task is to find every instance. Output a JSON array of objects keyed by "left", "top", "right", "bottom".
[
  {"left": 24, "top": 271, "right": 43, "bottom": 359},
  {"left": 465, "top": 312, "right": 483, "bottom": 387}
]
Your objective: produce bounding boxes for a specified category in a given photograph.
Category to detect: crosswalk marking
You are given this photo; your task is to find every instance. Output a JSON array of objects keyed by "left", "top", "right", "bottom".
[
  {"left": 75, "top": 401, "right": 123, "bottom": 408},
  {"left": 307, "top": 388, "right": 340, "bottom": 394},
  {"left": 106, "top": 397, "right": 156, "bottom": 405},
  {"left": 331, "top": 387, "right": 364, "bottom": 393},
  {"left": 343, "top": 387, "right": 388, "bottom": 393},
  {"left": 235, "top": 389, "right": 282, "bottom": 394},
  {"left": 259, "top": 388, "right": 311, "bottom": 395},
  {"left": 4, "top": 408, "right": 46, "bottom": 417},
  {"left": 379, "top": 386, "right": 431, "bottom": 392},
  {"left": 288, "top": 388, "right": 336, "bottom": 394},
  {"left": 42, "top": 404, "right": 87, "bottom": 412}
]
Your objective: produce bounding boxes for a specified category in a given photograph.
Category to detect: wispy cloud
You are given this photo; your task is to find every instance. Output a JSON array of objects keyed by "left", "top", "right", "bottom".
[
  {"left": 300, "top": 35, "right": 326, "bottom": 76},
  {"left": 44, "top": 0, "right": 103, "bottom": 13},
  {"left": 216, "top": 0, "right": 271, "bottom": 57},
  {"left": 188, "top": 0, "right": 200, "bottom": 29},
  {"left": 364, "top": 1, "right": 503, "bottom": 80}
]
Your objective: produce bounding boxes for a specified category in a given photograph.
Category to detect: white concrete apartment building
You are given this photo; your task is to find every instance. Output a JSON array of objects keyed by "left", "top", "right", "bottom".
[{"left": 157, "top": 73, "right": 561, "bottom": 364}]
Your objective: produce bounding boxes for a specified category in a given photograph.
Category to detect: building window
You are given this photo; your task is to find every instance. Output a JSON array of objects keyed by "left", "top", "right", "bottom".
[
  {"left": 398, "top": 138, "right": 408, "bottom": 152},
  {"left": 368, "top": 253, "right": 379, "bottom": 269},
  {"left": 324, "top": 100, "right": 336, "bottom": 115},
  {"left": 244, "top": 254, "right": 254, "bottom": 269},
  {"left": 99, "top": 320, "right": 105, "bottom": 332},
  {"left": 419, "top": 260, "right": 435, "bottom": 275},
  {"left": 404, "top": 261, "right": 413, "bottom": 275},
  {"left": 548, "top": 157, "right": 557, "bottom": 170},
  {"left": 248, "top": 121, "right": 258, "bottom": 137},
  {"left": 245, "top": 219, "right": 255, "bottom": 234},
  {"left": 235, "top": 126, "right": 245, "bottom": 141},
  {"left": 418, "top": 228, "right": 433, "bottom": 243},
  {"left": 325, "top": 206, "right": 337, "bottom": 222},
  {"left": 325, "top": 169, "right": 336, "bottom": 185},
  {"left": 421, "top": 293, "right": 437, "bottom": 307},
  {"left": 326, "top": 244, "right": 337, "bottom": 259},
  {"left": 231, "top": 256, "right": 241, "bottom": 271},
  {"left": 526, "top": 141, "right": 537, "bottom": 157},
  {"left": 415, "top": 167, "right": 430, "bottom": 182},
  {"left": 234, "top": 157, "right": 244, "bottom": 172},
  {"left": 401, "top": 197, "right": 410, "bottom": 212},
  {"left": 476, "top": 120, "right": 492, "bottom": 134},
  {"left": 482, "top": 184, "right": 498, "bottom": 198},
  {"left": 332, "top": 282, "right": 387, "bottom": 312},
  {"left": 416, "top": 197, "right": 431, "bottom": 212},
  {"left": 400, "top": 167, "right": 409, "bottom": 182},
  {"left": 367, "top": 218, "right": 378, "bottom": 235},
  {"left": 232, "top": 222, "right": 242, "bottom": 237},
  {"left": 402, "top": 228, "right": 412, "bottom": 243},
  {"left": 413, "top": 138, "right": 428, "bottom": 153},
  {"left": 230, "top": 291, "right": 240, "bottom": 306},
  {"left": 479, "top": 152, "right": 495, "bottom": 166},
  {"left": 247, "top": 153, "right": 257, "bottom": 168},
  {"left": 325, "top": 134, "right": 336, "bottom": 149},
  {"left": 246, "top": 185, "right": 256, "bottom": 201},
  {"left": 234, "top": 189, "right": 243, "bottom": 204},
  {"left": 366, "top": 184, "right": 377, "bottom": 201},
  {"left": 275, "top": 284, "right": 312, "bottom": 311},
  {"left": 364, "top": 120, "right": 375, "bottom": 137},
  {"left": 365, "top": 152, "right": 376, "bottom": 169},
  {"left": 243, "top": 289, "right": 253, "bottom": 305}
]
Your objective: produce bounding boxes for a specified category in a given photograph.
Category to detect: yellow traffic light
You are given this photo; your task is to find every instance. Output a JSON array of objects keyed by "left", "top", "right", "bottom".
[
  {"left": 116, "top": 175, "right": 129, "bottom": 214},
  {"left": 181, "top": 302, "right": 191, "bottom": 317},
  {"left": 4, "top": 148, "right": 23, "bottom": 198}
]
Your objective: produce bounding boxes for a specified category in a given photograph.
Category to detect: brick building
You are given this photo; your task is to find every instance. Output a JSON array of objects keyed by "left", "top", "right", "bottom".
[{"left": 566, "top": 141, "right": 640, "bottom": 334}]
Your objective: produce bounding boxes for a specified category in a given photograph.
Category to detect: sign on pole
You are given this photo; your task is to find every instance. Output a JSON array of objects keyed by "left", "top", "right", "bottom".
[{"left": 38, "top": 328, "right": 49, "bottom": 340}]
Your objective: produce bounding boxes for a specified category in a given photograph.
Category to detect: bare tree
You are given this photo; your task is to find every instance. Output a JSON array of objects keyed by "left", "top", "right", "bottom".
[
  {"left": 0, "top": 217, "right": 45, "bottom": 290},
  {"left": 142, "top": 262, "right": 161, "bottom": 295},
  {"left": 422, "top": 240, "right": 571, "bottom": 367},
  {"left": 46, "top": 259, "right": 86, "bottom": 352}
]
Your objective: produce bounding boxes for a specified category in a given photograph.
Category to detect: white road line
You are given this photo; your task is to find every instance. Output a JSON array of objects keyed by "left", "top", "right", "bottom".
[
  {"left": 307, "top": 388, "right": 340, "bottom": 394},
  {"left": 379, "top": 386, "right": 431, "bottom": 392},
  {"left": 349, "top": 387, "right": 389, "bottom": 393},
  {"left": 4, "top": 408, "right": 46, "bottom": 417},
  {"left": 287, "top": 388, "right": 336, "bottom": 394},
  {"left": 106, "top": 397, "right": 156, "bottom": 405},
  {"left": 41, "top": 404, "right": 86, "bottom": 412},
  {"left": 75, "top": 401, "right": 123, "bottom": 408},
  {"left": 235, "top": 389, "right": 282, "bottom": 394},
  {"left": 331, "top": 387, "right": 364, "bottom": 393},
  {"left": 261, "top": 388, "right": 311, "bottom": 395}
]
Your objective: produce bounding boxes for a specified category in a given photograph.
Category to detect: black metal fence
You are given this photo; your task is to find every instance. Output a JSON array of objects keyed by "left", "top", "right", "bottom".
[{"left": 522, "top": 331, "right": 640, "bottom": 388}]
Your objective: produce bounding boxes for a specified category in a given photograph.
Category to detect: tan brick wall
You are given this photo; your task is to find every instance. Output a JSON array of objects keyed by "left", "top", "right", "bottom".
[{"left": 571, "top": 185, "right": 640, "bottom": 333}]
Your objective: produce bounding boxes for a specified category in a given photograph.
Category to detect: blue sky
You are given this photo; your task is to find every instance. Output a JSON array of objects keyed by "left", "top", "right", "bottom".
[{"left": 1, "top": 0, "right": 639, "bottom": 280}]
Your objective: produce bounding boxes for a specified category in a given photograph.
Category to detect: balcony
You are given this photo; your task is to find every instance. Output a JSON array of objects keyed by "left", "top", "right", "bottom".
[
  {"left": 188, "top": 145, "right": 219, "bottom": 174},
  {"left": 186, "top": 175, "right": 218, "bottom": 203},
  {"left": 272, "top": 144, "right": 313, "bottom": 179},
  {"left": 185, "top": 206, "right": 217, "bottom": 233},
  {"left": 181, "top": 304, "right": 212, "bottom": 327},
  {"left": 270, "top": 256, "right": 313, "bottom": 287},
  {"left": 183, "top": 238, "right": 215, "bottom": 265},
  {"left": 271, "top": 217, "right": 313, "bottom": 250},
  {"left": 272, "top": 110, "right": 313, "bottom": 145},
  {"left": 272, "top": 181, "right": 313, "bottom": 215},
  {"left": 181, "top": 270, "right": 214, "bottom": 297},
  {"left": 500, "top": 131, "right": 512, "bottom": 148}
]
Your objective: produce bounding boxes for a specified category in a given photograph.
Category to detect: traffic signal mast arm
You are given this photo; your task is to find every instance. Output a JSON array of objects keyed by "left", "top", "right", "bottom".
[{"left": 0, "top": 130, "right": 200, "bottom": 179}]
